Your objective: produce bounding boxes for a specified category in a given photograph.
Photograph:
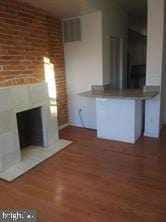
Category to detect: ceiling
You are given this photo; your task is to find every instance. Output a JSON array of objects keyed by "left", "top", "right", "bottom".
[
  {"left": 19, "top": 0, "right": 97, "bottom": 18},
  {"left": 19, "top": 0, "right": 147, "bottom": 18},
  {"left": 115, "top": 0, "right": 147, "bottom": 15}
]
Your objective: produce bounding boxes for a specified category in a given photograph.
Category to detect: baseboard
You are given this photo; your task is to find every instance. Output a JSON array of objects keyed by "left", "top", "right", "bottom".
[
  {"left": 144, "top": 132, "right": 160, "bottom": 138},
  {"left": 69, "top": 123, "right": 84, "bottom": 128},
  {"left": 58, "top": 123, "right": 70, "bottom": 130},
  {"left": 69, "top": 123, "right": 97, "bottom": 130}
]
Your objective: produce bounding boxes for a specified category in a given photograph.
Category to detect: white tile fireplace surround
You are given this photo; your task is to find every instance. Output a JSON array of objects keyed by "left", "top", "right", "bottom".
[{"left": 0, "top": 83, "right": 72, "bottom": 182}]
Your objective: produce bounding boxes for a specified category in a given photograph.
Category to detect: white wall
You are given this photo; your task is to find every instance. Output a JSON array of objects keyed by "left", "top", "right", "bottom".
[
  {"left": 144, "top": 0, "right": 165, "bottom": 137},
  {"left": 162, "top": 48, "right": 166, "bottom": 124},
  {"left": 101, "top": 1, "right": 128, "bottom": 86},
  {"left": 146, "top": 0, "right": 165, "bottom": 86},
  {"left": 88, "top": 0, "right": 128, "bottom": 86},
  {"left": 144, "top": 95, "right": 161, "bottom": 137},
  {"left": 64, "top": 1, "right": 128, "bottom": 128},
  {"left": 160, "top": 2, "right": 166, "bottom": 125},
  {"left": 64, "top": 12, "right": 103, "bottom": 128}
]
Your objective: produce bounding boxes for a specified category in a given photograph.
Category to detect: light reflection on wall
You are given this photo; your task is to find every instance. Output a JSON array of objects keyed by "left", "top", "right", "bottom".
[
  {"left": 44, "top": 57, "right": 57, "bottom": 99},
  {"left": 43, "top": 57, "right": 57, "bottom": 117}
]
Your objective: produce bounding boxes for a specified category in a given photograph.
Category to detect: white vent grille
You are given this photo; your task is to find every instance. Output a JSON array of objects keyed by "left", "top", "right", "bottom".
[{"left": 62, "top": 18, "right": 81, "bottom": 42}]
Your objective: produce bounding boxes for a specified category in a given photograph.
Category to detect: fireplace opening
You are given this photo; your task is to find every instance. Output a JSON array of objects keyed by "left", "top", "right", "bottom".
[{"left": 16, "top": 107, "right": 45, "bottom": 149}]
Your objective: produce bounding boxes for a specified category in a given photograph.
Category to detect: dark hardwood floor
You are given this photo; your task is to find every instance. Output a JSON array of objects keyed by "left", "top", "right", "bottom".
[{"left": 0, "top": 126, "right": 166, "bottom": 222}]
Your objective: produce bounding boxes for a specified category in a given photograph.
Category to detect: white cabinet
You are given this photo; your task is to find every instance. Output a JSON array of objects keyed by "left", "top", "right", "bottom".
[{"left": 96, "top": 98, "right": 144, "bottom": 143}]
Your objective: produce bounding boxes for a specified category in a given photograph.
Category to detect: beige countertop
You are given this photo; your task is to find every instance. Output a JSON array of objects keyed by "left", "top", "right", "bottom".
[{"left": 79, "top": 89, "right": 159, "bottom": 100}]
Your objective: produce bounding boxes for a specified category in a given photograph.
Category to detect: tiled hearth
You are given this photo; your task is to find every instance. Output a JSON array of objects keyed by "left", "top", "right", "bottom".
[{"left": 0, "top": 83, "right": 71, "bottom": 182}]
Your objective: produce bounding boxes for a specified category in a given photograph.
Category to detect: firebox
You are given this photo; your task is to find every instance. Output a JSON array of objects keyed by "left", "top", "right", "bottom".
[{"left": 16, "top": 107, "right": 44, "bottom": 149}]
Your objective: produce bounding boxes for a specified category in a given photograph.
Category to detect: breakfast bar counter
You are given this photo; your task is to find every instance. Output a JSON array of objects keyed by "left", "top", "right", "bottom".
[
  {"left": 79, "top": 89, "right": 158, "bottom": 100},
  {"left": 79, "top": 89, "right": 158, "bottom": 144}
]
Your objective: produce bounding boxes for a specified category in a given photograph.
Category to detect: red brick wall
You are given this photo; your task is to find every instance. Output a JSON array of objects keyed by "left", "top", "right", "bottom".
[{"left": 0, "top": 0, "right": 68, "bottom": 126}]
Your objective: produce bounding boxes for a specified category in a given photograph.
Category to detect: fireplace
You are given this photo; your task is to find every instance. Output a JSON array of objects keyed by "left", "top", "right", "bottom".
[
  {"left": 16, "top": 107, "right": 45, "bottom": 149},
  {"left": 0, "top": 82, "right": 71, "bottom": 182},
  {"left": 0, "top": 83, "right": 59, "bottom": 172}
]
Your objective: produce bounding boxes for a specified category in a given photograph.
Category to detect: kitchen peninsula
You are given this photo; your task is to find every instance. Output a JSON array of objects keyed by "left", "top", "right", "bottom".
[{"left": 79, "top": 89, "right": 158, "bottom": 144}]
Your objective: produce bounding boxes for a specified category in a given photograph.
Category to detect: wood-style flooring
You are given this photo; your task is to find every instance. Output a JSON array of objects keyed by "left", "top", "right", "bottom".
[{"left": 0, "top": 126, "right": 166, "bottom": 222}]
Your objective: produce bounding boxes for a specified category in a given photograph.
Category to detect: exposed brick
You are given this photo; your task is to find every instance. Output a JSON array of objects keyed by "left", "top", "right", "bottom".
[{"left": 0, "top": 0, "right": 68, "bottom": 126}]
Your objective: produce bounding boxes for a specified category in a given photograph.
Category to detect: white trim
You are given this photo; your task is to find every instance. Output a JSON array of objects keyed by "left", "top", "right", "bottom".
[
  {"left": 58, "top": 123, "right": 70, "bottom": 130},
  {"left": 144, "top": 132, "right": 160, "bottom": 138}
]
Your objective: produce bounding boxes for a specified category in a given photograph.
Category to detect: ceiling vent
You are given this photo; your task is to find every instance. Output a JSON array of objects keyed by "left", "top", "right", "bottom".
[{"left": 62, "top": 18, "right": 81, "bottom": 43}]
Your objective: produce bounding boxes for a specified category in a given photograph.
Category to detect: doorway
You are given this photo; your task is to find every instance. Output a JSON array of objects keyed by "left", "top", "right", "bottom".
[{"left": 127, "top": 7, "right": 147, "bottom": 89}]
